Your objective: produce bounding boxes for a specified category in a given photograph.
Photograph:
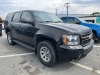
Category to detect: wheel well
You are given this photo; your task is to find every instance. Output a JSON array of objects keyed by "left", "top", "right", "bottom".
[
  {"left": 92, "top": 30, "right": 97, "bottom": 37},
  {"left": 5, "top": 28, "right": 10, "bottom": 34},
  {"left": 35, "top": 35, "right": 58, "bottom": 61},
  {"left": 35, "top": 35, "right": 57, "bottom": 53}
]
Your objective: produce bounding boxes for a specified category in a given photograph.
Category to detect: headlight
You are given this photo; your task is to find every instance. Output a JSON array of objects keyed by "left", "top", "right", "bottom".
[{"left": 62, "top": 35, "right": 80, "bottom": 45}]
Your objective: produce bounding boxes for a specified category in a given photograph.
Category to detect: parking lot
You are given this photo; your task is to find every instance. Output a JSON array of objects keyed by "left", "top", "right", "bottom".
[{"left": 0, "top": 30, "right": 100, "bottom": 75}]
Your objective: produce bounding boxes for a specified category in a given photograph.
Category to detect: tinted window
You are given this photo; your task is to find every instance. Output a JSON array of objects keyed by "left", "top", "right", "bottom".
[
  {"left": 85, "top": 20, "right": 94, "bottom": 23},
  {"left": 68, "top": 17, "right": 79, "bottom": 24},
  {"left": 12, "top": 12, "right": 21, "bottom": 23},
  {"left": 61, "top": 17, "right": 66, "bottom": 23},
  {"left": 33, "top": 11, "right": 62, "bottom": 23},
  {"left": 6, "top": 12, "right": 15, "bottom": 22},
  {"left": 21, "top": 12, "right": 33, "bottom": 21}
]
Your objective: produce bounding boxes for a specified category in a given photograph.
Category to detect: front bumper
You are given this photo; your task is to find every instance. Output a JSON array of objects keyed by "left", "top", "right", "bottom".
[{"left": 57, "top": 39, "right": 94, "bottom": 61}]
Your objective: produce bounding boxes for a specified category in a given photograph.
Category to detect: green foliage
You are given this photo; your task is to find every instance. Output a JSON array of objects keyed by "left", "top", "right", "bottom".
[{"left": 91, "top": 12, "right": 100, "bottom": 16}]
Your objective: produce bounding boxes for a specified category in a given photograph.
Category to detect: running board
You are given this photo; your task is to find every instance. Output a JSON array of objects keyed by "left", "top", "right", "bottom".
[{"left": 14, "top": 40, "right": 35, "bottom": 51}]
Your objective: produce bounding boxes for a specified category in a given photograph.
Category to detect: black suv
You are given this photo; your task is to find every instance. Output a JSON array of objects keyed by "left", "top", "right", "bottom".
[{"left": 4, "top": 10, "right": 94, "bottom": 67}]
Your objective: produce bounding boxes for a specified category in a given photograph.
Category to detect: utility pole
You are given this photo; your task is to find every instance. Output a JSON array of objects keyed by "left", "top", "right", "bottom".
[
  {"left": 55, "top": 9, "right": 58, "bottom": 16},
  {"left": 64, "top": 3, "right": 70, "bottom": 17}
]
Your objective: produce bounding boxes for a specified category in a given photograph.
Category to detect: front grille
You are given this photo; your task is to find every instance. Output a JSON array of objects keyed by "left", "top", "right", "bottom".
[{"left": 81, "top": 32, "right": 92, "bottom": 47}]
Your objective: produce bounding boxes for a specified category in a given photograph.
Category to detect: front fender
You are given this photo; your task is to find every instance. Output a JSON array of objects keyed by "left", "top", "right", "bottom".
[
  {"left": 88, "top": 25, "right": 100, "bottom": 37},
  {"left": 34, "top": 30, "right": 60, "bottom": 43}
]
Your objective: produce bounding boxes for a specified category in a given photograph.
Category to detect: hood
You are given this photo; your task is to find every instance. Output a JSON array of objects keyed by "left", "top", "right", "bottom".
[
  {"left": 84, "top": 22, "right": 100, "bottom": 27},
  {"left": 40, "top": 23, "right": 91, "bottom": 35}
]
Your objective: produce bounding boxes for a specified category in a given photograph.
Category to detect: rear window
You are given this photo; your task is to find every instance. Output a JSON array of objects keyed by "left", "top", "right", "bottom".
[{"left": 12, "top": 12, "right": 22, "bottom": 23}]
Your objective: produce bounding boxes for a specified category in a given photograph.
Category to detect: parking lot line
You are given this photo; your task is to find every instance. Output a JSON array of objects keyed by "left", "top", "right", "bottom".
[
  {"left": 1, "top": 32, "right": 100, "bottom": 74},
  {"left": 94, "top": 45, "right": 100, "bottom": 48},
  {"left": 70, "top": 61, "right": 100, "bottom": 74},
  {"left": 0, "top": 52, "right": 100, "bottom": 74},
  {"left": 3, "top": 36, "right": 6, "bottom": 38},
  {"left": 0, "top": 53, "right": 34, "bottom": 58}
]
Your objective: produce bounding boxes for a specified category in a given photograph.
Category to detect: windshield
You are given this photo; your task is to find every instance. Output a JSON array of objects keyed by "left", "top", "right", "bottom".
[
  {"left": 78, "top": 17, "right": 87, "bottom": 23},
  {"left": 33, "top": 11, "right": 63, "bottom": 23}
]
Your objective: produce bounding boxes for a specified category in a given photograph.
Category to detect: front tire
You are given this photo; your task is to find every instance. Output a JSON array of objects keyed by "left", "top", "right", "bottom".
[
  {"left": 7, "top": 32, "right": 15, "bottom": 45},
  {"left": 37, "top": 41, "right": 57, "bottom": 67},
  {"left": 93, "top": 33, "right": 96, "bottom": 41}
]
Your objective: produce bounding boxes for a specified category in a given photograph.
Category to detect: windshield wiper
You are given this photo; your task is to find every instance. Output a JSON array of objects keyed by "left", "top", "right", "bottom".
[
  {"left": 39, "top": 21, "right": 63, "bottom": 23},
  {"left": 39, "top": 21, "right": 53, "bottom": 23},
  {"left": 54, "top": 21, "right": 63, "bottom": 23}
]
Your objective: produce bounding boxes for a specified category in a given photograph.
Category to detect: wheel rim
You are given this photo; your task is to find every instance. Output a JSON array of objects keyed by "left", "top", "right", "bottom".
[
  {"left": 40, "top": 46, "right": 51, "bottom": 62},
  {"left": 7, "top": 34, "right": 12, "bottom": 43}
]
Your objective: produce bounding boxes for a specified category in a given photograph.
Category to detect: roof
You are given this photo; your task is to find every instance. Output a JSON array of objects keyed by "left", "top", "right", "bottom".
[{"left": 57, "top": 14, "right": 91, "bottom": 18}]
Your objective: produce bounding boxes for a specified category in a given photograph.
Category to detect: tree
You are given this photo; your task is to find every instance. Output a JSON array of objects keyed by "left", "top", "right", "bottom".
[{"left": 91, "top": 12, "right": 100, "bottom": 16}]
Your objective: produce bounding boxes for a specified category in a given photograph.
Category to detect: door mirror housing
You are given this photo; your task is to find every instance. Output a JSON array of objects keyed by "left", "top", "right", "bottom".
[
  {"left": 20, "top": 18, "right": 35, "bottom": 26},
  {"left": 76, "top": 22, "right": 80, "bottom": 24}
]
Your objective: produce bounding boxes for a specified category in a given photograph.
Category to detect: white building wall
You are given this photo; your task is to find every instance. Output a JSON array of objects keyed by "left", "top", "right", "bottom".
[{"left": 80, "top": 17, "right": 96, "bottom": 23}]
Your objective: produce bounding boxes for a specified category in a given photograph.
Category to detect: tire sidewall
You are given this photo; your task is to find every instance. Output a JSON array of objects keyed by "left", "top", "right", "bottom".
[
  {"left": 93, "top": 33, "right": 96, "bottom": 40},
  {"left": 37, "top": 41, "right": 56, "bottom": 67},
  {"left": 93, "top": 33, "right": 98, "bottom": 42},
  {"left": 7, "top": 32, "right": 14, "bottom": 45}
]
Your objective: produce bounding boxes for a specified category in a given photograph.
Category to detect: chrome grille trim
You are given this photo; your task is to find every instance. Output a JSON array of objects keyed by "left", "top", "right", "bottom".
[{"left": 81, "top": 32, "right": 92, "bottom": 47}]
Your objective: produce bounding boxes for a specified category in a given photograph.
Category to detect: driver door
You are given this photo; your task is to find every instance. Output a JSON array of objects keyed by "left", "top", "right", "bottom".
[{"left": 18, "top": 11, "right": 36, "bottom": 45}]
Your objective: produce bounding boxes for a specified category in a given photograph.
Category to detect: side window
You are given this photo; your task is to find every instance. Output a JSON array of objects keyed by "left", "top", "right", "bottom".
[
  {"left": 61, "top": 17, "right": 66, "bottom": 23},
  {"left": 68, "top": 17, "right": 79, "bottom": 24},
  {"left": 21, "top": 12, "right": 33, "bottom": 21},
  {"left": 68, "top": 17, "right": 75, "bottom": 23},
  {"left": 12, "top": 12, "right": 21, "bottom": 23}
]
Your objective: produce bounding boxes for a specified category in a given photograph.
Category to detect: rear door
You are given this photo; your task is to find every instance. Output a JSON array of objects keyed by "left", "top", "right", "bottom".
[{"left": 11, "top": 12, "right": 22, "bottom": 40}]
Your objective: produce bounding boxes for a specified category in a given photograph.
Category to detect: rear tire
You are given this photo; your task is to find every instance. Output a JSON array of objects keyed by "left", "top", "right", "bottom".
[
  {"left": 7, "top": 32, "right": 15, "bottom": 45},
  {"left": 37, "top": 41, "right": 57, "bottom": 67}
]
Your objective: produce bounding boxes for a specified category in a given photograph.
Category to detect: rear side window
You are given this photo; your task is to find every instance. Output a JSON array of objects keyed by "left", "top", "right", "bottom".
[
  {"left": 5, "top": 12, "right": 14, "bottom": 22},
  {"left": 21, "top": 12, "right": 33, "bottom": 21},
  {"left": 12, "top": 12, "right": 22, "bottom": 23},
  {"left": 4, "top": 13, "right": 14, "bottom": 26}
]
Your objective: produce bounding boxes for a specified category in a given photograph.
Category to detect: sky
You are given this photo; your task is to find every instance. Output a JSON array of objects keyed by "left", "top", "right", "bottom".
[{"left": 0, "top": 0, "right": 100, "bottom": 17}]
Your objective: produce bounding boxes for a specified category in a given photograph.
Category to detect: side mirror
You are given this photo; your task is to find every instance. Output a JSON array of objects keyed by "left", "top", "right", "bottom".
[
  {"left": 20, "top": 18, "right": 35, "bottom": 25},
  {"left": 76, "top": 22, "right": 80, "bottom": 24}
]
